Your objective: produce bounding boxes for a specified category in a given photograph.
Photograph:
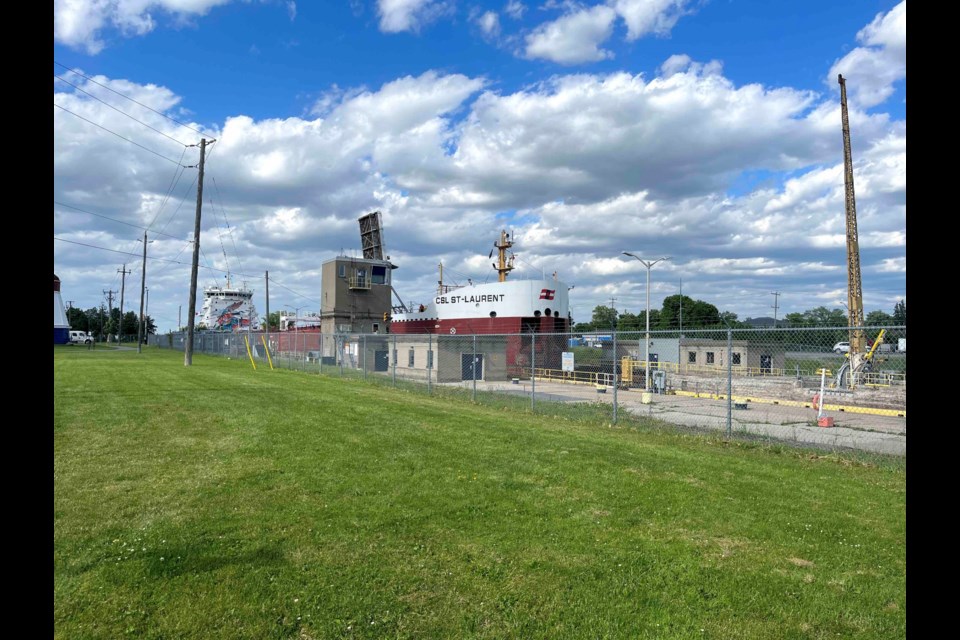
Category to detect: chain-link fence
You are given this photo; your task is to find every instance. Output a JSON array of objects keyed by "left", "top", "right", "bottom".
[{"left": 155, "top": 326, "right": 907, "bottom": 456}]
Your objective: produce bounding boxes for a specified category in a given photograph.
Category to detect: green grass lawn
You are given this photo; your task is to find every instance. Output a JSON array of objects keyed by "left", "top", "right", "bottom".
[{"left": 54, "top": 348, "right": 905, "bottom": 639}]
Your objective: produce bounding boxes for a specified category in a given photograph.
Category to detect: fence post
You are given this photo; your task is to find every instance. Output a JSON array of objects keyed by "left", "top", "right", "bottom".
[
  {"left": 727, "top": 327, "right": 733, "bottom": 438},
  {"left": 531, "top": 333, "right": 536, "bottom": 411},
  {"left": 392, "top": 334, "right": 397, "bottom": 387},
  {"left": 428, "top": 334, "right": 433, "bottom": 394},
  {"left": 319, "top": 333, "right": 323, "bottom": 375},
  {"left": 613, "top": 331, "right": 618, "bottom": 424},
  {"left": 472, "top": 334, "right": 477, "bottom": 402},
  {"left": 363, "top": 334, "right": 367, "bottom": 380},
  {"left": 339, "top": 336, "right": 343, "bottom": 376}
]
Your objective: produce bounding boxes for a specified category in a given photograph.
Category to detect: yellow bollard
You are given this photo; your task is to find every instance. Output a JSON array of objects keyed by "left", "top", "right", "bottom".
[
  {"left": 261, "top": 335, "right": 274, "bottom": 370},
  {"left": 243, "top": 335, "right": 257, "bottom": 370}
]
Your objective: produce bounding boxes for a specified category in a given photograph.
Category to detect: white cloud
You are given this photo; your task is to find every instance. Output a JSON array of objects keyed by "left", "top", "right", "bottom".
[
  {"left": 476, "top": 10, "right": 501, "bottom": 39},
  {"left": 505, "top": 0, "right": 525, "bottom": 19},
  {"left": 54, "top": 0, "right": 234, "bottom": 54},
  {"left": 829, "top": 1, "right": 906, "bottom": 108},
  {"left": 874, "top": 257, "right": 905, "bottom": 273},
  {"left": 53, "top": 25, "right": 905, "bottom": 328},
  {"left": 377, "top": 0, "right": 452, "bottom": 33},
  {"left": 612, "top": 0, "right": 692, "bottom": 41},
  {"left": 524, "top": 5, "right": 617, "bottom": 64}
]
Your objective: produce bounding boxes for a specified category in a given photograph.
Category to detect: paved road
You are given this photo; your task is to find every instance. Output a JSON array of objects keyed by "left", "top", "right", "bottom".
[{"left": 451, "top": 379, "right": 906, "bottom": 457}]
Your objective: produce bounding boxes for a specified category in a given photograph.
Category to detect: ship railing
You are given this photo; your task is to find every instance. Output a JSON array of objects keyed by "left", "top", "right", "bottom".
[{"left": 437, "top": 284, "right": 464, "bottom": 294}]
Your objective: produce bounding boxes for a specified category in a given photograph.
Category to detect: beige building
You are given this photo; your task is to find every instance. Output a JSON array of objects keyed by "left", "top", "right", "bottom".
[{"left": 320, "top": 256, "right": 396, "bottom": 336}]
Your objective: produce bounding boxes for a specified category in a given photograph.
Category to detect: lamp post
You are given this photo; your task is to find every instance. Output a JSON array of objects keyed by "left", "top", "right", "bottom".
[{"left": 622, "top": 252, "right": 670, "bottom": 391}]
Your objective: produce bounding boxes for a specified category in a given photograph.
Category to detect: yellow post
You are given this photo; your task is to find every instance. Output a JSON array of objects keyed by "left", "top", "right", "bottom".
[
  {"left": 244, "top": 335, "right": 257, "bottom": 370},
  {"left": 260, "top": 334, "right": 274, "bottom": 370},
  {"left": 621, "top": 356, "right": 633, "bottom": 384}
]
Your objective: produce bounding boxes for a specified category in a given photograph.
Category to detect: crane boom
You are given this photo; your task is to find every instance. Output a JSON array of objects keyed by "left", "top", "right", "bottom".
[{"left": 839, "top": 74, "right": 867, "bottom": 369}]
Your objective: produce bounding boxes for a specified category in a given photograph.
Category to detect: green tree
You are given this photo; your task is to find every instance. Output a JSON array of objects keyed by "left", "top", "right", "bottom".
[
  {"left": 657, "top": 294, "right": 696, "bottom": 330},
  {"left": 618, "top": 311, "right": 641, "bottom": 331},
  {"left": 892, "top": 300, "right": 906, "bottom": 325},
  {"left": 865, "top": 310, "right": 894, "bottom": 326},
  {"left": 66, "top": 307, "right": 88, "bottom": 331},
  {"left": 266, "top": 311, "right": 281, "bottom": 332},
  {"left": 784, "top": 306, "right": 849, "bottom": 349},
  {"left": 121, "top": 311, "right": 139, "bottom": 339},
  {"left": 591, "top": 305, "right": 618, "bottom": 330}
]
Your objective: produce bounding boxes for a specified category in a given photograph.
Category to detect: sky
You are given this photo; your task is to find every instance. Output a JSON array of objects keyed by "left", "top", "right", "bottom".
[{"left": 53, "top": 0, "right": 906, "bottom": 331}]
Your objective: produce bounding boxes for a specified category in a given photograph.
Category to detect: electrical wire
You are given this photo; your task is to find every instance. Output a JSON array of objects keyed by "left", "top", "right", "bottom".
[
  {"left": 54, "top": 74, "right": 190, "bottom": 147},
  {"left": 211, "top": 175, "right": 246, "bottom": 281},
  {"left": 54, "top": 201, "right": 182, "bottom": 239},
  {"left": 54, "top": 103, "right": 186, "bottom": 166},
  {"left": 54, "top": 61, "right": 217, "bottom": 139}
]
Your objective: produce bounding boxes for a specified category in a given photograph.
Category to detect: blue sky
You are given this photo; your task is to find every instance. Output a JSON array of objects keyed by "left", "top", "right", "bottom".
[{"left": 54, "top": 1, "right": 906, "bottom": 330}]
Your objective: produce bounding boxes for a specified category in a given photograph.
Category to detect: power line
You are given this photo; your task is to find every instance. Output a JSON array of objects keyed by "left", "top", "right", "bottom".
[
  {"left": 145, "top": 147, "right": 190, "bottom": 232},
  {"left": 208, "top": 195, "right": 232, "bottom": 281},
  {"left": 211, "top": 175, "right": 245, "bottom": 281},
  {"left": 54, "top": 201, "right": 182, "bottom": 239},
  {"left": 155, "top": 173, "right": 200, "bottom": 237},
  {"left": 267, "top": 278, "right": 321, "bottom": 305},
  {"left": 54, "top": 74, "right": 190, "bottom": 147},
  {"left": 54, "top": 103, "right": 186, "bottom": 166},
  {"left": 54, "top": 61, "right": 217, "bottom": 139},
  {"left": 55, "top": 237, "right": 258, "bottom": 282}
]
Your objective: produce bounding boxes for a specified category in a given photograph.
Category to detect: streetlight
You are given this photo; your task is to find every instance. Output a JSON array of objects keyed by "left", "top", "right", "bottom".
[{"left": 622, "top": 252, "right": 671, "bottom": 392}]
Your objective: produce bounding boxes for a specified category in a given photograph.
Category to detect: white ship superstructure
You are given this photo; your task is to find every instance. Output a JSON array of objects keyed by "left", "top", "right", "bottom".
[{"left": 199, "top": 283, "right": 260, "bottom": 331}]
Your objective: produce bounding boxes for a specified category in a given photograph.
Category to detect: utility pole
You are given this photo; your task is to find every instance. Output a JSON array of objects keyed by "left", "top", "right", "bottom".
[
  {"left": 118, "top": 264, "right": 131, "bottom": 343},
  {"left": 137, "top": 231, "right": 152, "bottom": 353},
  {"left": 178, "top": 304, "right": 182, "bottom": 330},
  {"left": 678, "top": 278, "right": 683, "bottom": 336},
  {"left": 67, "top": 300, "right": 74, "bottom": 310},
  {"left": 185, "top": 138, "right": 212, "bottom": 366},
  {"left": 265, "top": 270, "right": 271, "bottom": 353},
  {"left": 103, "top": 289, "right": 115, "bottom": 342},
  {"left": 771, "top": 291, "right": 781, "bottom": 326}
]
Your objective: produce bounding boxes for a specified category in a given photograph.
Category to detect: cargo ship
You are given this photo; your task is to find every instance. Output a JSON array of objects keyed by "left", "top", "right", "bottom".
[
  {"left": 198, "top": 278, "right": 261, "bottom": 331},
  {"left": 390, "top": 230, "right": 570, "bottom": 335}
]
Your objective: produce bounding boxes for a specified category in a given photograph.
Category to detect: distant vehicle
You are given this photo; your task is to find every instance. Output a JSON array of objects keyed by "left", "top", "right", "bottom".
[
  {"left": 69, "top": 330, "right": 92, "bottom": 345},
  {"left": 898, "top": 338, "right": 906, "bottom": 353},
  {"left": 833, "top": 341, "right": 850, "bottom": 354}
]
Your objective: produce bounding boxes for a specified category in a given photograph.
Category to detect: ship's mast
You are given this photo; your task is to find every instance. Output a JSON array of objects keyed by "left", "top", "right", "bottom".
[
  {"left": 494, "top": 230, "right": 515, "bottom": 283},
  {"left": 437, "top": 262, "right": 444, "bottom": 296}
]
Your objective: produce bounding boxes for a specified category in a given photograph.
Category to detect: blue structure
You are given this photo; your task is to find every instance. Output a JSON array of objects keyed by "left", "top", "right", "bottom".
[{"left": 54, "top": 273, "right": 69, "bottom": 344}]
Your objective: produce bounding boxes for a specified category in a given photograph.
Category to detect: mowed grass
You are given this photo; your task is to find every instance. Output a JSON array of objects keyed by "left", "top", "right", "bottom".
[{"left": 54, "top": 348, "right": 905, "bottom": 639}]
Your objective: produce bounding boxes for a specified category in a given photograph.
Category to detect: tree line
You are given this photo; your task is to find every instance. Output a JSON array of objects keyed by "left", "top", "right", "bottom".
[
  {"left": 66, "top": 305, "right": 156, "bottom": 341},
  {"left": 575, "top": 297, "right": 906, "bottom": 335}
]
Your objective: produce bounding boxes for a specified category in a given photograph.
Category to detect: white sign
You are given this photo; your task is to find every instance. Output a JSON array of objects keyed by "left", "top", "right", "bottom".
[{"left": 562, "top": 351, "right": 574, "bottom": 372}]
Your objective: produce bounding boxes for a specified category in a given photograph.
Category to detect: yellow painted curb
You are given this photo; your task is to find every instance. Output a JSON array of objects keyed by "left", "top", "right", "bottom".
[{"left": 672, "top": 390, "right": 905, "bottom": 418}]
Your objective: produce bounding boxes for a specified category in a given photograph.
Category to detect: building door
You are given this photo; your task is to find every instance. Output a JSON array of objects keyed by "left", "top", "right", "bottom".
[
  {"left": 374, "top": 350, "right": 389, "bottom": 372},
  {"left": 462, "top": 353, "right": 483, "bottom": 380},
  {"left": 760, "top": 354, "right": 772, "bottom": 373}
]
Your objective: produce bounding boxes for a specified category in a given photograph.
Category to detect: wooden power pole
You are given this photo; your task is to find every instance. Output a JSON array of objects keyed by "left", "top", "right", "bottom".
[{"left": 185, "top": 138, "right": 210, "bottom": 366}]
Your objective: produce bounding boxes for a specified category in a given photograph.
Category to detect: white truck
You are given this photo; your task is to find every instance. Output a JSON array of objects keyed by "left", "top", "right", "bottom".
[
  {"left": 897, "top": 338, "right": 906, "bottom": 353},
  {"left": 69, "top": 330, "right": 93, "bottom": 345}
]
